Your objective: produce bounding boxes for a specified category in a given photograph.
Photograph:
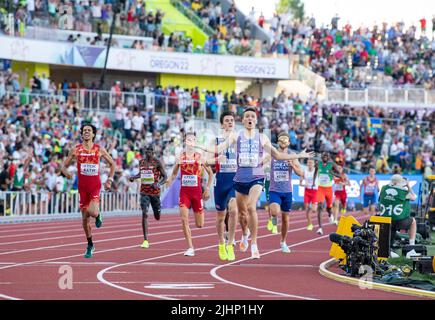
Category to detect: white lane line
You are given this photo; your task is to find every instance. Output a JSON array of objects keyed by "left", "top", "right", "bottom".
[
  {"left": 96, "top": 220, "right": 336, "bottom": 300},
  {"left": 0, "top": 293, "right": 22, "bottom": 300}
]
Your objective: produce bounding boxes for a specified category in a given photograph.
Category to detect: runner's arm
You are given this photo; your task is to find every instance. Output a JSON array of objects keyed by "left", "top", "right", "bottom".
[
  {"left": 156, "top": 160, "right": 168, "bottom": 185},
  {"left": 60, "top": 148, "right": 76, "bottom": 179},
  {"left": 100, "top": 147, "right": 116, "bottom": 183},
  {"left": 359, "top": 179, "right": 364, "bottom": 198},
  {"left": 289, "top": 158, "right": 304, "bottom": 177},
  {"left": 166, "top": 157, "right": 180, "bottom": 186},
  {"left": 344, "top": 174, "right": 351, "bottom": 186},
  {"left": 195, "top": 132, "right": 237, "bottom": 154},
  {"left": 202, "top": 163, "right": 214, "bottom": 190},
  {"left": 299, "top": 174, "right": 306, "bottom": 187},
  {"left": 261, "top": 134, "right": 314, "bottom": 160}
]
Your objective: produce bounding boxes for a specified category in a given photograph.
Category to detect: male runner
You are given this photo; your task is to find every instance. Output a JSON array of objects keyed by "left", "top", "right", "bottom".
[
  {"left": 269, "top": 132, "right": 304, "bottom": 253},
  {"left": 299, "top": 158, "right": 318, "bottom": 231},
  {"left": 211, "top": 111, "right": 239, "bottom": 261},
  {"left": 167, "top": 132, "right": 213, "bottom": 257},
  {"left": 360, "top": 167, "right": 380, "bottom": 215},
  {"left": 316, "top": 152, "right": 340, "bottom": 235},
  {"left": 195, "top": 108, "right": 314, "bottom": 259},
  {"left": 129, "top": 145, "right": 167, "bottom": 249},
  {"left": 332, "top": 165, "right": 350, "bottom": 225},
  {"left": 61, "top": 123, "right": 116, "bottom": 258}
]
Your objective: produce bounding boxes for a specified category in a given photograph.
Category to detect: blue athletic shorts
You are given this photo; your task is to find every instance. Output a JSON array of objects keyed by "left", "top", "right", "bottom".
[
  {"left": 269, "top": 191, "right": 293, "bottom": 212},
  {"left": 214, "top": 172, "right": 236, "bottom": 211},
  {"left": 363, "top": 194, "right": 377, "bottom": 207},
  {"left": 233, "top": 178, "right": 265, "bottom": 196}
]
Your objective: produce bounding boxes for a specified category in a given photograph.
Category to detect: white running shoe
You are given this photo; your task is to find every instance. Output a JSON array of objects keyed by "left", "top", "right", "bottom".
[
  {"left": 389, "top": 251, "right": 400, "bottom": 258},
  {"left": 251, "top": 244, "right": 260, "bottom": 259},
  {"left": 184, "top": 248, "right": 195, "bottom": 257},
  {"left": 316, "top": 228, "right": 324, "bottom": 235},
  {"left": 406, "top": 249, "right": 421, "bottom": 259},
  {"left": 329, "top": 215, "right": 335, "bottom": 223},
  {"left": 281, "top": 242, "right": 291, "bottom": 253}
]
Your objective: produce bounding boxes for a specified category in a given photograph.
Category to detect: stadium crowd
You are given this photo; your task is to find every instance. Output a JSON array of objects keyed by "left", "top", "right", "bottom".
[{"left": 0, "top": 71, "right": 434, "bottom": 198}]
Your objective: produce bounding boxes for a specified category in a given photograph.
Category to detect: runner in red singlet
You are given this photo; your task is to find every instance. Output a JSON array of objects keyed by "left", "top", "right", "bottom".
[
  {"left": 332, "top": 165, "right": 350, "bottom": 224},
  {"left": 61, "top": 123, "right": 116, "bottom": 258},
  {"left": 166, "top": 132, "right": 213, "bottom": 257}
]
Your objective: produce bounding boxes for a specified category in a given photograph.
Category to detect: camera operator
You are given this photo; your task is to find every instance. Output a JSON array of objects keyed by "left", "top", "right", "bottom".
[{"left": 378, "top": 174, "right": 417, "bottom": 257}]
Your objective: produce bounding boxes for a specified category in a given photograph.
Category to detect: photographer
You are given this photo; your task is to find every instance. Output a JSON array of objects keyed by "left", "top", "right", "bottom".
[{"left": 378, "top": 174, "right": 417, "bottom": 257}]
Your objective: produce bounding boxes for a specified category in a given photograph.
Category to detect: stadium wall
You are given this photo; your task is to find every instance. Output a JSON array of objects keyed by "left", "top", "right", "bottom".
[
  {"left": 158, "top": 73, "right": 235, "bottom": 94},
  {"left": 11, "top": 61, "right": 50, "bottom": 88}
]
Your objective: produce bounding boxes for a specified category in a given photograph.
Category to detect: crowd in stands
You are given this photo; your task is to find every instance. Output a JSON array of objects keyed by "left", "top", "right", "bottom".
[
  {"left": 1, "top": 71, "right": 434, "bottom": 203},
  {"left": 260, "top": 14, "right": 435, "bottom": 89}
]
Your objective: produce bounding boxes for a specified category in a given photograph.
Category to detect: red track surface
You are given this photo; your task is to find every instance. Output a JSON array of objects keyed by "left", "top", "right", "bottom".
[{"left": 0, "top": 210, "right": 429, "bottom": 300}]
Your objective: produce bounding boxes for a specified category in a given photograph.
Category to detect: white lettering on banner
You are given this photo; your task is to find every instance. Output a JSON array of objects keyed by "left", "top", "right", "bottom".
[
  {"left": 150, "top": 57, "right": 189, "bottom": 71},
  {"left": 182, "top": 175, "right": 198, "bottom": 187},
  {"left": 80, "top": 163, "right": 99, "bottom": 176},
  {"left": 234, "top": 63, "right": 277, "bottom": 76}
]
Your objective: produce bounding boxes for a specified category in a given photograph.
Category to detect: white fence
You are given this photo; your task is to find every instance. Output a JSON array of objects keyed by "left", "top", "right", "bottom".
[
  {"left": 326, "top": 87, "right": 435, "bottom": 108},
  {"left": 0, "top": 191, "right": 141, "bottom": 217}
]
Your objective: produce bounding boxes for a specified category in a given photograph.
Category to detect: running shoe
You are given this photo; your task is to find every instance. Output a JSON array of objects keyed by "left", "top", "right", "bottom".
[
  {"left": 281, "top": 242, "right": 291, "bottom": 253},
  {"left": 239, "top": 232, "right": 249, "bottom": 252},
  {"left": 267, "top": 219, "right": 273, "bottom": 231},
  {"left": 95, "top": 213, "right": 103, "bottom": 228},
  {"left": 272, "top": 225, "right": 278, "bottom": 234},
  {"left": 226, "top": 244, "right": 235, "bottom": 261},
  {"left": 334, "top": 220, "right": 339, "bottom": 226},
  {"left": 141, "top": 240, "right": 149, "bottom": 248},
  {"left": 329, "top": 215, "right": 335, "bottom": 224},
  {"left": 316, "top": 228, "right": 324, "bottom": 235},
  {"left": 251, "top": 245, "right": 260, "bottom": 259},
  {"left": 307, "top": 224, "right": 314, "bottom": 231},
  {"left": 218, "top": 243, "right": 228, "bottom": 261},
  {"left": 84, "top": 245, "right": 95, "bottom": 258},
  {"left": 184, "top": 248, "right": 195, "bottom": 257},
  {"left": 154, "top": 211, "right": 160, "bottom": 221}
]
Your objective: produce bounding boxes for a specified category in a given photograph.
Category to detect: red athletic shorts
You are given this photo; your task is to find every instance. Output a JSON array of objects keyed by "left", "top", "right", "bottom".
[
  {"left": 79, "top": 188, "right": 101, "bottom": 210},
  {"left": 317, "top": 186, "right": 333, "bottom": 208},
  {"left": 334, "top": 190, "right": 347, "bottom": 207},
  {"left": 304, "top": 188, "right": 318, "bottom": 204},
  {"left": 179, "top": 187, "right": 203, "bottom": 213}
]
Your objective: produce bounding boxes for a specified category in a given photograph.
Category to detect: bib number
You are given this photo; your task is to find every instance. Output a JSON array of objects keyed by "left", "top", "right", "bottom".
[
  {"left": 182, "top": 175, "right": 198, "bottom": 187},
  {"left": 379, "top": 204, "right": 403, "bottom": 216},
  {"left": 365, "top": 185, "right": 375, "bottom": 193},
  {"left": 335, "top": 184, "right": 344, "bottom": 191},
  {"left": 220, "top": 159, "right": 237, "bottom": 172},
  {"left": 141, "top": 170, "right": 154, "bottom": 185},
  {"left": 80, "top": 163, "right": 99, "bottom": 176},
  {"left": 274, "top": 171, "right": 289, "bottom": 182},
  {"left": 239, "top": 153, "right": 259, "bottom": 167},
  {"left": 319, "top": 174, "right": 330, "bottom": 185}
]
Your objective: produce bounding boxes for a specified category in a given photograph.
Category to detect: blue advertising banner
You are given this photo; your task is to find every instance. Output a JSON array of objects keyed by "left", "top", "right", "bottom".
[{"left": 259, "top": 174, "right": 423, "bottom": 204}]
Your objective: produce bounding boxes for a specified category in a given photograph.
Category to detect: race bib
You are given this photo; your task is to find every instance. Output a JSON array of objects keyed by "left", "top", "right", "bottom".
[
  {"left": 141, "top": 170, "right": 154, "bottom": 185},
  {"left": 319, "top": 174, "right": 330, "bottom": 185},
  {"left": 274, "top": 171, "right": 289, "bottom": 182},
  {"left": 335, "top": 184, "right": 344, "bottom": 191},
  {"left": 365, "top": 184, "right": 375, "bottom": 193},
  {"left": 182, "top": 175, "right": 198, "bottom": 187},
  {"left": 239, "top": 153, "right": 259, "bottom": 167},
  {"left": 220, "top": 159, "right": 237, "bottom": 173},
  {"left": 80, "top": 163, "right": 99, "bottom": 176}
]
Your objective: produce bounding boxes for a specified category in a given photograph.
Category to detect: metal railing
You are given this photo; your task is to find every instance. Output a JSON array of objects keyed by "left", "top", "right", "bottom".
[
  {"left": 0, "top": 191, "right": 141, "bottom": 217},
  {"left": 4, "top": 90, "right": 223, "bottom": 121},
  {"left": 325, "top": 87, "right": 435, "bottom": 108}
]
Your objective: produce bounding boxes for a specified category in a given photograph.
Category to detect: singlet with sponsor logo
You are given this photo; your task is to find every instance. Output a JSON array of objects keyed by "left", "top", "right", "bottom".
[
  {"left": 234, "top": 131, "right": 265, "bottom": 183},
  {"left": 139, "top": 158, "right": 161, "bottom": 195},
  {"left": 304, "top": 169, "right": 318, "bottom": 190},
  {"left": 180, "top": 152, "right": 202, "bottom": 189},
  {"left": 270, "top": 158, "right": 292, "bottom": 193},
  {"left": 76, "top": 144, "right": 101, "bottom": 189},
  {"left": 362, "top": 176, "right": 378, "bottom": 195},
  {"left": 215, "top": 137, "right": 237, "bottom": 174},
  {"left": 318, "top": 161, "right": 333, "bottom": 187},
  {"left": 379, "top": 185, "right": 411, "bottom": 221}
]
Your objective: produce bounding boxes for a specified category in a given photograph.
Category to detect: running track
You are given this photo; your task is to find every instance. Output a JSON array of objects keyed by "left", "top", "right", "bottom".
[{"left": 0, "top": 210, "right": 429, "bottom": 300}]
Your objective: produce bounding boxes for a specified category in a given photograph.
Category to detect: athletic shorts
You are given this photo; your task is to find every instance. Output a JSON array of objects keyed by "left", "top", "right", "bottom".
[
  {"left": 304, "top": 188, "right": 318, "bottom": 205},
  {"left": 363, "top": 194, "right": 377, "bottom": 208},
  {"left": 269, "top": 191, "right": 292, "bottom": 212},
  {"left": 334, "top": 190, "right": 347, "bottom": 207},
  {"left": 392, "top": 217, "right": 414, "bottom": 232},
  {"left": 214, "top": 173, "right": 236, "bottom": 211},
  {"left": 140, "top": 194, "right": 161, "bottom": 220},
  {"left": 179, "top": 187, "right": 203, "bottom": 213},
  {"left": 317, "top": 186, "right": 333, "bottom": 208},
  {"left": 233, "top": 178, "right": 265, "bottom": 196},
  {"left": 79, "top": 188, "right": 101, "bottom": 210}
]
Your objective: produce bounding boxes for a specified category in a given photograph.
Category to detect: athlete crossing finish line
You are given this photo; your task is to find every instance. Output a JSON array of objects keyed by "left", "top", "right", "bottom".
[
  {"left": 129, "top": 145, "right": 167, "bottom": 249},
  {"left": 61, "top": 123, "right": 116, "bottom": 258},
  {"left": 196, "top": 108, "right": 314, "bottom": 259},
  {"left": 167, "top": 132, "right": 213, "bottom": 257}
]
